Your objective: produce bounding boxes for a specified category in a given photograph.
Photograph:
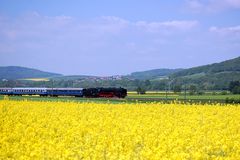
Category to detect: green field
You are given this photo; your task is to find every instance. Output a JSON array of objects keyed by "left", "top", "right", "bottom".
[
  {"left": 127, "top": 92, "right": 240, "bottom": 100},
  {"left": 0, "top": 92, "right": 239, "bottom": 104}
]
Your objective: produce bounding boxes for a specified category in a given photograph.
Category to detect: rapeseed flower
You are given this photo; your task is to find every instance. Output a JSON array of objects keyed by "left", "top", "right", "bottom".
[{"left": 0, "top": 100, "right": 239, "bottom": 159}]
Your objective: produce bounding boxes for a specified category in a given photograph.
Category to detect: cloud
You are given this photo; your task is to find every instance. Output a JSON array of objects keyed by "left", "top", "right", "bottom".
[
  {"left": 209, "top": 25, "right": 240, "bottom": 35},
  {"left": 135, "top": 20, "right": 198, "bottom": 33},
  {"left": 186, "top": 0, "right": 240, "bottom": 12},
  {"left": 92, "top": 16, "right": 130, "bottom": 34}
]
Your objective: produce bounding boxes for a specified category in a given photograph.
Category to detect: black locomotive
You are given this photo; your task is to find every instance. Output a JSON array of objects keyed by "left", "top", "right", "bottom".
[{"left": 83, "top": 87, "right": 127, "bottom": 98}]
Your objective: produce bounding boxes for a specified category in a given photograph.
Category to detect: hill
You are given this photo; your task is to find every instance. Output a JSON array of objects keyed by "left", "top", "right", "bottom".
[
  {"left": 170, "top": 56, "right": 240, "bottom": 89},
  {"left": 171, "top": 56, "right": 240, "bottom": 78},
  {"left": 0, "top": 66, "right": 62, "bottom": 80},
  {"left": 126, "top": 68, "right": 183, "bottom": 80}
]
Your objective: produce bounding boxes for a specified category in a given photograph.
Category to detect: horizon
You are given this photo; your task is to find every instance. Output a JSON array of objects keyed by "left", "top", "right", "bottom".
[
  {"left": 1, "top": 55, "right": 239, "bottom": 77},
  {"left": 0, "top": 0, "right": 240, "bottom": 76}
]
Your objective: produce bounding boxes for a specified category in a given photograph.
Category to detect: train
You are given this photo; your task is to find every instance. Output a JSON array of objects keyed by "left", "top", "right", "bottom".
[{"left": 0, "top": 87, "right": 127, "bottom": 98}]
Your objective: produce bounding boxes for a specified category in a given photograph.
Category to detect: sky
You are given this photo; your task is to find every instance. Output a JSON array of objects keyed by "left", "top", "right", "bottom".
[{"left": 0, "top": 0, "right": 240, "bottom": 76}]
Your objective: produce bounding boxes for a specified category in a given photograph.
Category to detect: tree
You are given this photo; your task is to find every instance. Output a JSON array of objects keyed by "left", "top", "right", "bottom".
[
  {"left": 136, "top": 87, "right": 146, "bottom": 94},
  {"left": 189, "top": 85, "right": 197, "bottom": 95},
  {"left": 173, "top": 85, "right": 181, "bottom": 93},
  {"left": 229, "top": 81, "right": 240, "bottom": 94}
]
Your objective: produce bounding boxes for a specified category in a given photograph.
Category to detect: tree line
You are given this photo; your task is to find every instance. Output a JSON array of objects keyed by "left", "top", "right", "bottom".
[{"left": 1, "top": 79, "right": 239, "bottom": 94}]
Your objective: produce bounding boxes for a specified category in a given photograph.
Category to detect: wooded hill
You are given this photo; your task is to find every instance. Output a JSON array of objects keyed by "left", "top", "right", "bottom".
[
  {"left": 126, "top": 69, "right": 183, "bottom": 80},
  {"left": 0, "top": 66, "right": 61, "bottom": 80},
  {"left": 169, "top": 56, "right": 240, "bottom": 90}
]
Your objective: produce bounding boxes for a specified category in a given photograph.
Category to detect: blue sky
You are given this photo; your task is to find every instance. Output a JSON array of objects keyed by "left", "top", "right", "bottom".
[{"left": 0, "top": 0, "right": 240, "bottom": 76}]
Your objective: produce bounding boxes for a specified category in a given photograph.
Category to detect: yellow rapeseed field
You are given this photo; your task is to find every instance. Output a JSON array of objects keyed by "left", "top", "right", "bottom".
[{"left": 0, "top": 99, "right": 240, "bottom": 159}]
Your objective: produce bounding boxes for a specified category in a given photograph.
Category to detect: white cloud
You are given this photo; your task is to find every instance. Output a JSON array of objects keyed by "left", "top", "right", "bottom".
[
  {"left": 209, "top": 25, "right": 240, "bottom": 35},
  {"left": 135, "top": 20, "right": 198, "bottom": 33},
  {"left": 94, "top": 16, "right": 130, "bottom": 34},
  {"left": 186, "top": 0, "right": 205, "bottom": 12},
  {"left": 225, "top": 0, "right": 240, "bottom": 7},
  {"left": 186, "top": 0, "right": 240, "bottom": 12},
  {"left": 100, "top": 16, "right": 129, "bottom": 25}
]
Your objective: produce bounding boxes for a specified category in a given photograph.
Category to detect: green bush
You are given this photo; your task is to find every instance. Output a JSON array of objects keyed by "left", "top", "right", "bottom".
[
  {"left": 225, "top": 98, "right": 240, "bottom": 104},
  {"left": 220, "top": 91, "right": 228, "bottom": 95}
]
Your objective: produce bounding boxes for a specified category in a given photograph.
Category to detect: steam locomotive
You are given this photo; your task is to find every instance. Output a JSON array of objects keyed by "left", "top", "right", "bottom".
[{"left": 0, "top": 87, "right": 127, "bottom": 98}]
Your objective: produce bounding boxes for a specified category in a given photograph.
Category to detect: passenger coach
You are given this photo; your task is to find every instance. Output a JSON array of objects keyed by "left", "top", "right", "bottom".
[
  {"left": 0, "top": 87, "right": 127, "bottom": 98},
  {"left": 0, "top": 88, "right": 83, "bottom": 97}
]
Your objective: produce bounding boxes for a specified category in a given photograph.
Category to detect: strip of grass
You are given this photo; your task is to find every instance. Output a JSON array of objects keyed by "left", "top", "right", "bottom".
[
  {"left": 0, "top": 95, "right": 129, "bottom": 104},
  {"left": 0, "top": 93, "right": 239, "bottom": 104},
  {"left": 127, "top": 94, "right": 239, "bottom": 99}
]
